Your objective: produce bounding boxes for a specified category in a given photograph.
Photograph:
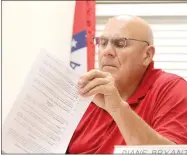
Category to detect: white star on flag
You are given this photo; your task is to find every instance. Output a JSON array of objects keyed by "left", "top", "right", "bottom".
[{"left": 71, "top": 39, "right": 77, "bottom": 48}]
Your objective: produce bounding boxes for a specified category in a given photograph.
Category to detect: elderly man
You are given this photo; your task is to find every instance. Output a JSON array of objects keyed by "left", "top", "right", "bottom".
[{"left": 67, "top": 15, "right": 187, "bottom": 154}]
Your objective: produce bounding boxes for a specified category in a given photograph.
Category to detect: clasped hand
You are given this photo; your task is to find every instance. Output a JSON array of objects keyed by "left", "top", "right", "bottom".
[{"left": 78, "top": 69, "right": 125, "bottom": 115}]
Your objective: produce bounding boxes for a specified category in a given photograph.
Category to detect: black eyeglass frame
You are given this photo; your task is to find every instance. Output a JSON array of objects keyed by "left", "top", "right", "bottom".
[{"left": 92, "top": 36, "right": 150, "bottom": 48}]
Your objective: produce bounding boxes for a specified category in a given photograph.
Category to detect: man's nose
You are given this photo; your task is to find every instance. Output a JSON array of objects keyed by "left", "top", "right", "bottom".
[{"left": 102, "top": 42, "right": 116, "bottom": 57}]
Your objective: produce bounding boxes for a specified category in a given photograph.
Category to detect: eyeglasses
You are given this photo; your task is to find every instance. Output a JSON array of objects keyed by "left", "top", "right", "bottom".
[{"left": 93, "top": 36, "right": 149, "bottom": 49}]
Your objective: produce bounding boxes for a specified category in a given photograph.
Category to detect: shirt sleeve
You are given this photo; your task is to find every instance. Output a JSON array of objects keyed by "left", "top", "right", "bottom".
[{"left": 151, "top": 77, "right": 187, "bottom": 144}]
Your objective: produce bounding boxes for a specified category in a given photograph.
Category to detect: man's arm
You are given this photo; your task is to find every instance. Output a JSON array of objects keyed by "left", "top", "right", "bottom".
[
  {"left": 112, "top": 102, "right": 176, "bottom": 145},
  {"left": 112, "top": 78, "right": 187, "bottom": 145}
]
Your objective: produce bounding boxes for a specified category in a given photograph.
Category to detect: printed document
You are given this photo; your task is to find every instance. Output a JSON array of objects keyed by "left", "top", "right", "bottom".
[{"left": 2, "top": 51, "right": 94, "bottom": 153}]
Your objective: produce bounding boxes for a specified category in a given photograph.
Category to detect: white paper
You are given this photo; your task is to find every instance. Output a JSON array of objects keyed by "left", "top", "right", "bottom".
[
  {"left": 114, "top": 145, "right": 187, "bottom": 154},
  {"left": 2, "top": 50, "right": 94, "bottom": 153}
]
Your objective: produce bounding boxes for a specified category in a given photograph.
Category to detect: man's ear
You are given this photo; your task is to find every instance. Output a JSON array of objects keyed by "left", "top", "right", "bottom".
[{"left": 143, "top": 45, "right": 155, "bottom": 67}]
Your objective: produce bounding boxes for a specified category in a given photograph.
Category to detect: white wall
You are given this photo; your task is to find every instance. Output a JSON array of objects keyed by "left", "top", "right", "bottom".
[{"left": 2, "top": 1, "right": 75, "bottom": 122}]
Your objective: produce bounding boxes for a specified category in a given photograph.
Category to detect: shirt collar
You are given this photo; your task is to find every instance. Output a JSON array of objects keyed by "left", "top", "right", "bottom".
[{"left": 127, "top": 61, "right": 162, "bottom": 105}]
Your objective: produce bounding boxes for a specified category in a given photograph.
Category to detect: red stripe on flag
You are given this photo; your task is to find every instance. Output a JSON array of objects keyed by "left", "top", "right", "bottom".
[
  {"left": 73, "top": 1, "right": 96, "bottom": 71},
  {"left": 72, "top": 1, "right": 87, "bottom": 34},
  {"left": 86, "top": 1, "right": 95, "bottom": 71}
]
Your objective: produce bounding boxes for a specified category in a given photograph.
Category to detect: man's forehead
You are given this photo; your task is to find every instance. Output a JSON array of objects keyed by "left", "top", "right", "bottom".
[
  {"left": 106, "top": 18, "right": 128, "bottom": 29},
  {"left": 102, "top": 19, "right": 131, "bottom": 38},
  {"left": 100, "top": 15, "right": 153, "bottom": 45}
]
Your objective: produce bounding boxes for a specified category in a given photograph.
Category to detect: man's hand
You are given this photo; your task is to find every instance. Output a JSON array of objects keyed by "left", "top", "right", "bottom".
[{"left": 78, "top": 69, "right": 126, "bottom": 115}]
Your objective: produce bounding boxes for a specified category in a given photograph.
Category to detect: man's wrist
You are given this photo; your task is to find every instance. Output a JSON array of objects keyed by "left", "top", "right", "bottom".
[{"left": 110, "top": 100, "right": 131, "bottom": 121}]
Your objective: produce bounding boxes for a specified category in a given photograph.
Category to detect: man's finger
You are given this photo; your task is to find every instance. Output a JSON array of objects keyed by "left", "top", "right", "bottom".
[
  {"left": 78, "top": 69, "right": 109, "bottom": 86},
  {"left": 79, "top": 77, "right": 110, "bottom": 95},
  {"left": 82, "top": 84, "right": 111, "bottom": 97}
]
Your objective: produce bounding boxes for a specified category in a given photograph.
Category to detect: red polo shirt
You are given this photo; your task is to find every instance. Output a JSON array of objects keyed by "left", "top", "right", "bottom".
[{"left": 67, "top": 62, "right": 187, "bottom": 154}]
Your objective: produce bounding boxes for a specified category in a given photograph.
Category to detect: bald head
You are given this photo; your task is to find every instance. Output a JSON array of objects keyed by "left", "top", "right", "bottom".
[{"left": 104, "top": 15, "right": 154, "bottom": 45}]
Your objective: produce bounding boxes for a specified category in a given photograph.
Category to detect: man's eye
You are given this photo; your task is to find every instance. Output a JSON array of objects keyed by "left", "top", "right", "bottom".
[
  {"left": 114, "top": 40, "right": 126, "bottom": 48},
  {"left": 100, "top": 39, "right": 108, "bottom": 46}
]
